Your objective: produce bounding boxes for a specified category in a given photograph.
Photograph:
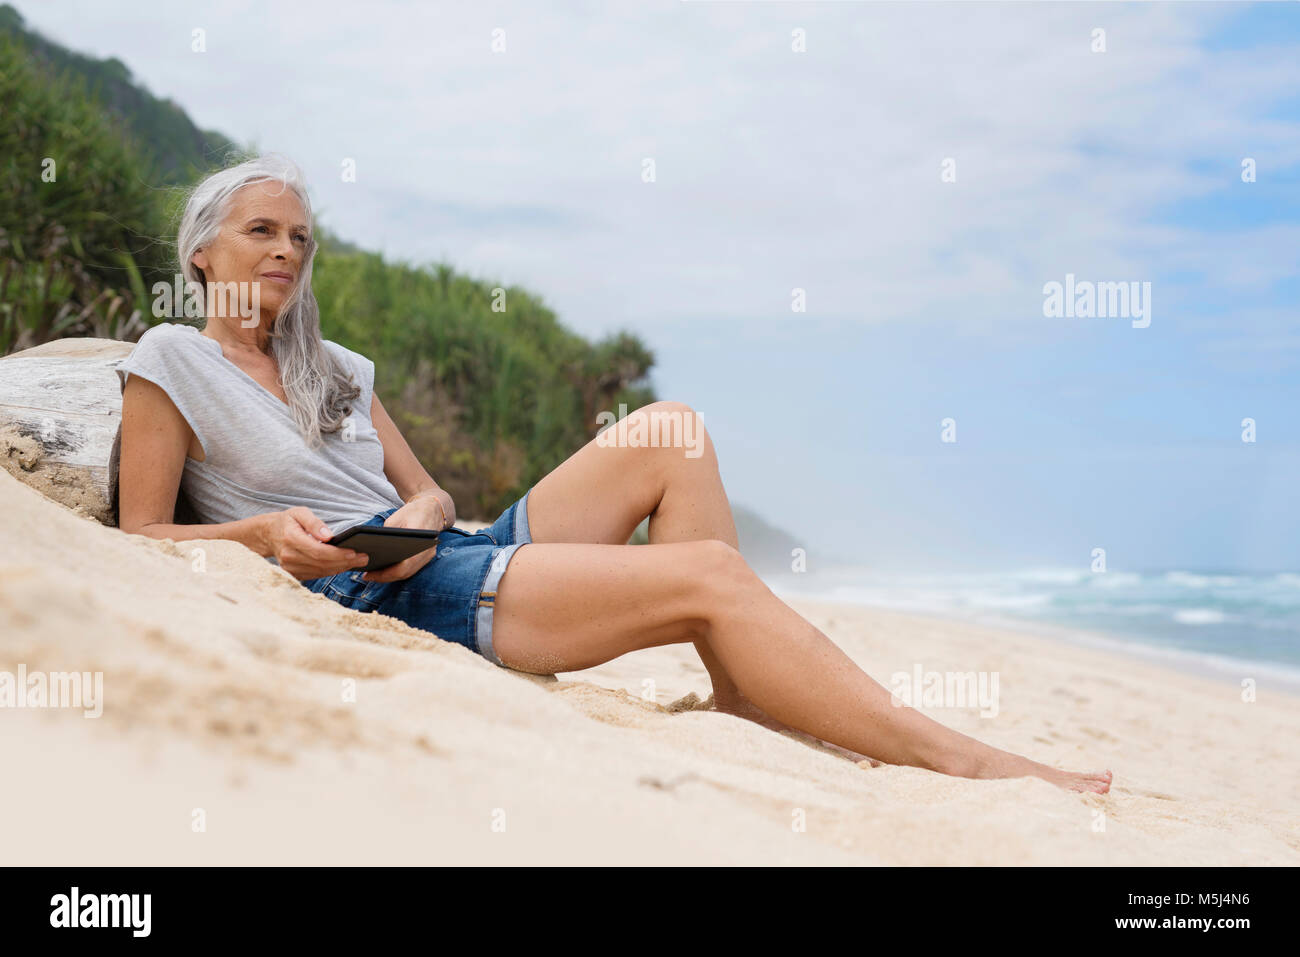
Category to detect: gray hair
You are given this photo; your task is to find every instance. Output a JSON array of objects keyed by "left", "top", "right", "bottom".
[{"left": 176, "top": 153, "right": 359, "bottom": 449}]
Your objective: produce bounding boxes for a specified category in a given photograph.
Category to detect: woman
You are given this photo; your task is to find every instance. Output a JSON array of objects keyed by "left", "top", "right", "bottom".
[{"left": 118, "top": 155, "right": 1111, "bottom": 793}]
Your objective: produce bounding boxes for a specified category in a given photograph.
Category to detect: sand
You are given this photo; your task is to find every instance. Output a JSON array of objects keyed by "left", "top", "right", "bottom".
[{"left": 1, "top": 467, "right": 1297, "bottom": 865}]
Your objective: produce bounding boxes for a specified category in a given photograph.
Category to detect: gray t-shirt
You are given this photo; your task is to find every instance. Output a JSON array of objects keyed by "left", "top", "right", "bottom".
[{"left": 116, "top": 322, "right": 406, "bottom": 533}]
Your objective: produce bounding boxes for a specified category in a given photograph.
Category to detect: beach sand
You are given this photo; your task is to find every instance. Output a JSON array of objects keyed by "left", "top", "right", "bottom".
[{"left": 1, "top": 468, "right": 1297, "bottom": 865}]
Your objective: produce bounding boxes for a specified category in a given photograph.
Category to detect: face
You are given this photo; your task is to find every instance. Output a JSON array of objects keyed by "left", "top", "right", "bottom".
[{"left": 191, "top": 180, "right": 311, "bottom": 325}]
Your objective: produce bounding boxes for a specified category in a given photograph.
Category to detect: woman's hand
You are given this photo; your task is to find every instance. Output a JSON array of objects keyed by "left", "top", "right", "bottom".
[
  {"left": 265, "top": 507, "right": 370, "bottom": 580},
  {"left": 361, "top": 490, "right": 455, "bottom": 584}
]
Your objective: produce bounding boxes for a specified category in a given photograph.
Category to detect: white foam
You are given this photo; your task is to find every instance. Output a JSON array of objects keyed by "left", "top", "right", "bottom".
[{"left": 1173, "top": 608, "right": 1227, "bottom": 625}]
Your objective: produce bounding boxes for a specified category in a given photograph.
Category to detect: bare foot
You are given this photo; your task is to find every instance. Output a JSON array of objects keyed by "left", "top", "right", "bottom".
[
  {"left": 711, "top": 693, "right": 885, "bottom": 767},
  {"left": 972, "top": 751, "right": 1113, "bottom": 793}
]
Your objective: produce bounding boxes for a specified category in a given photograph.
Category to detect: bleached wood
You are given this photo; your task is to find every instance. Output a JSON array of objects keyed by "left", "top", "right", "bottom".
[{"left": 0, "top": 338, "right": 134, "bottom": 524}]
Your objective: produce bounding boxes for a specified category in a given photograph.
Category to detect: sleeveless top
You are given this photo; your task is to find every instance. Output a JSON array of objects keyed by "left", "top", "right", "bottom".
[{"left": 115, "top": 322, "right": 406, "bottom": 533}]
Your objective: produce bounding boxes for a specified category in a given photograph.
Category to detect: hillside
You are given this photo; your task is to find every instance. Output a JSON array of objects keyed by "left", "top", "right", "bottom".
[{"left": 0, "top": 3, "right": 237, "bottom": 185}]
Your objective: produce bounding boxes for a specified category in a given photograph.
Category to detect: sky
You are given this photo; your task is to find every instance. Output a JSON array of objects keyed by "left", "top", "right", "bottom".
[{"left": 14, "top": 0, "right": 1300, "bottom": 573}]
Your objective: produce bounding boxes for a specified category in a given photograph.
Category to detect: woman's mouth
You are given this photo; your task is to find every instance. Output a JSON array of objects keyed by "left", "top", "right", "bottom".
[{"left": 261, "top": 272, "right": 294, "bottom": 284}]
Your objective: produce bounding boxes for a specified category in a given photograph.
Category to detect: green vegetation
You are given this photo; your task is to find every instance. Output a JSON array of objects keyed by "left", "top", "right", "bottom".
[
  {"left": 0, "top": 21, "right": 176, "bottom": 350},
  {"left": 0, "top": 5, "right": 655, "bottom": 517}
]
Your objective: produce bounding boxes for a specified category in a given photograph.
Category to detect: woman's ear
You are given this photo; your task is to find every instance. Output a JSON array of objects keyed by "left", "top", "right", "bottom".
[{"left": 191, "top": 248, "right": 209, "bottom": 272}]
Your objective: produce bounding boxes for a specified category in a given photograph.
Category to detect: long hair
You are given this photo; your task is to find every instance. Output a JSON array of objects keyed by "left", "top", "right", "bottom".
[{"left": 176, "top": 153, "right": 359, "bottom": 449}]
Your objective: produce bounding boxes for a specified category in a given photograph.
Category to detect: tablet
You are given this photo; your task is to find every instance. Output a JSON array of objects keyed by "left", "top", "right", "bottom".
[{"left": 326, "top": 524, "right": 441, "bottom": 571}]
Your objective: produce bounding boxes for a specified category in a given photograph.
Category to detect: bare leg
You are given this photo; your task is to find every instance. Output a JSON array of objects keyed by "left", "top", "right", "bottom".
[
  {"left": 521, "top": 402, "right": 1100, "bottom": 777},
  {"left": 493, "top": 535, "right": 1112, "bottom": 793},
  {"left": 523, "top": 402, "right": 879, "bottom": 759},
  {"left": 524, "top": 402, "right": 787, "bottom": 723}
]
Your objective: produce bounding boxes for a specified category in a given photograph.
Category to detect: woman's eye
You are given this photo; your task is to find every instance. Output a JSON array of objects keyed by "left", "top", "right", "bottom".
[
  {"left": 293, "top": 234, "right": 307, "bottom": 243},
  {"left": 252, "top": 225, "right": 269, "bottom": 234}
]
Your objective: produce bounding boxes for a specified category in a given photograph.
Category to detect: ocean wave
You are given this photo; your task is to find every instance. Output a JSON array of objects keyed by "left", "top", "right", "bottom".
[
  {"left": 1009, "top": 568, "right": 1087, "bottom": 585},
  {"left": 962, "top": 592, "right": 1052, "bottom": 611},
  {"left": 1165, "top": 571, "right": 1242, "bottom": 589},
  {"left": 1085, "top": 572, "right": 1143, "bottom": 589},
  {"left": 1172, "top": 608, "right": 1228, "bottom": 626},
  {"left": 1054, "top": 602, "right": 1168, "bottom": 617},
  {"left": 766, "top": 563, "right": 1300, "bottom": 675}
]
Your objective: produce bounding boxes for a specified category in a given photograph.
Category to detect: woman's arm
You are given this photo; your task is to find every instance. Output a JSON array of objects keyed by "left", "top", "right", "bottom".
[
  {"left": 372, "top": 392, "right": 455, "bottom": 526},
  {"left": 118, "top": 375, "right": 366, "bottom": 579},
  {"left": 117, "top": 375, "right": 274, "bottom": 551}
]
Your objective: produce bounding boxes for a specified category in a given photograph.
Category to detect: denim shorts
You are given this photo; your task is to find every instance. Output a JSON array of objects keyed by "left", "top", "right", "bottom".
[{"left": 303, "top": 488, "right": 533, "bottom": 667}]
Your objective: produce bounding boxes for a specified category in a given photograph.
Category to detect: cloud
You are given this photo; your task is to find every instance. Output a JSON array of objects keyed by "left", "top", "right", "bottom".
[{"left": 18, "top": 1, "right": 1298, "bottom": 337}]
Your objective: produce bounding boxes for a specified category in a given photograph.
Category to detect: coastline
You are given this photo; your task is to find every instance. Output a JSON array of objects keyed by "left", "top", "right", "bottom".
[{"left": 768, "top": 581, "right": 1300, "bottom": 701}]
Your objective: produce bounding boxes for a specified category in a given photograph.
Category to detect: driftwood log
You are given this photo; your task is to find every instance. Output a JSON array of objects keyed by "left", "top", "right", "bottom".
[
  {"left": 0, "top": 336, "right": 195, "bottom": 526},
  {"left": 0, "top": 338, "right": 131, "bottom": 524}
]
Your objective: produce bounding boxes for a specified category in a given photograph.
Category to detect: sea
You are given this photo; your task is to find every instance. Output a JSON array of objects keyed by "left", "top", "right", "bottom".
[{"left": 767, "top": 566, "right": 1300, "bottom": 693}]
